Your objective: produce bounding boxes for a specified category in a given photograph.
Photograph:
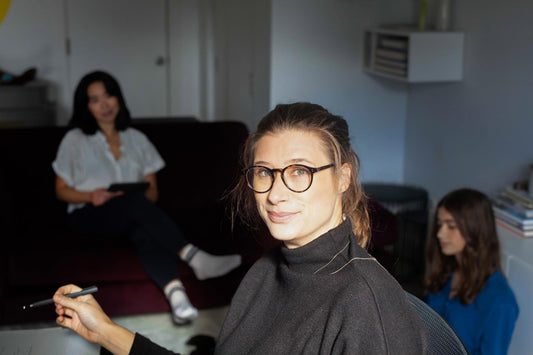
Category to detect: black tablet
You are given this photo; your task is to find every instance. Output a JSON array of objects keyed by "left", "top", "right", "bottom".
[{"left": 108, "top": 182, "right": 150, "bottom": 193}]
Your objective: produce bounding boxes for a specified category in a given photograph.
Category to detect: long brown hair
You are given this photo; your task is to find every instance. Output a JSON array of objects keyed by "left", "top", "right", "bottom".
[
  {"left": 425, "top": 188, "right": 501, "bottom": 304},
  {"left": 227, "top": 102, "right": 371, "bottom": 248}
]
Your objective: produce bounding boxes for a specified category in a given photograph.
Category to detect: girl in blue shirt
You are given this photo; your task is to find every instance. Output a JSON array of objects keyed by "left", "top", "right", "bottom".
[{"left": 426, "top": 188, "right": 519, "bottom": 355}]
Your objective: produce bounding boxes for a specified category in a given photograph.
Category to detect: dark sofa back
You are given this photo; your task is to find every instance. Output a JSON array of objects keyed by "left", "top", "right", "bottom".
[
  {"left": 0, "top": 126, "right": 70, "bottom": 250},
  {"left": 0, "top": 121, "right": 249, "bottom": 251},
  {"left": 139, "top": 121, "right": 245, "bottom": 207},
  {"left": 133, "top": 120, "right": 250, "bottom": 251}
]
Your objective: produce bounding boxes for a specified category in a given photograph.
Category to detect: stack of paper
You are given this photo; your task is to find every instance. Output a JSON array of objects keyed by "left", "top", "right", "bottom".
[{"left": 493, "top": 189, "right": 533, "bottom": 238}]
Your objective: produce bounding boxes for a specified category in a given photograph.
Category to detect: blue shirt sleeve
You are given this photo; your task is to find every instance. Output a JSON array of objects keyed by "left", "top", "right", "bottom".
[{"left": 480, "top": 300, "right": 519, "bottom": 355}]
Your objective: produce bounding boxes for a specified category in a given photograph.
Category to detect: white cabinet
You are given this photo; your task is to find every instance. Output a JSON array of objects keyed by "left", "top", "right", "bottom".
[
  {"left": 363, "top": 28, "right": 464, "bottom": 83},
  {"left": 497, "top": 225, "right": 533, "bottom": 355}
]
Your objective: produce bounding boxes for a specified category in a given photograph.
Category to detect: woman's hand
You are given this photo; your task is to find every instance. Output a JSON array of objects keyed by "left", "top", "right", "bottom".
[
  {"left": 90, "top": 189, "right": 123, "bottom": 206},
  {"left": 53, "top": 284, "right": 112, "bottom": 343},
  {"left": 54, "top": 284, "right": 135, "bottom": 355},
  {"left": 55, "top": 176, "right": 122, "bottom": 206}
]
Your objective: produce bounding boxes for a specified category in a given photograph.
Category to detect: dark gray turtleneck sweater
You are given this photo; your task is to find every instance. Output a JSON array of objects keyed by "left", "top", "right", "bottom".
[
  {"left": 129, "top": 221, "right": 428, "bottom": 355},
  {"left": 215, "top": 220, "right": 428, "bottom": 354}
]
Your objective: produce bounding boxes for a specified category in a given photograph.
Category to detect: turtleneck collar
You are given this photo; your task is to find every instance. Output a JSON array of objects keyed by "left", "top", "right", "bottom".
[{"left": 279, "top": 220, "right": 353, "bottom": 274}]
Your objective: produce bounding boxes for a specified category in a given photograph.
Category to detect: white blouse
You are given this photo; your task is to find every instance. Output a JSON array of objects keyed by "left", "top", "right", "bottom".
[{"left": 52, "top": 127, "right": 165, "bottom": 213}]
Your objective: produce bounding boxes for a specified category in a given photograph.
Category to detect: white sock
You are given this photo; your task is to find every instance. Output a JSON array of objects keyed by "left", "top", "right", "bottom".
[
  {"left": 180, "top": 244, "right": 242, "bottom": 281},
  {"left": 164, "top": 280, "right": 198, "bottom": 325}
]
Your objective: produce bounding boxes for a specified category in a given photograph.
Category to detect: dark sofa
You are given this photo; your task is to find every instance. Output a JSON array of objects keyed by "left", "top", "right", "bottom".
[{"left": 0, "top": 119, "right": 276, "bottom": 326}]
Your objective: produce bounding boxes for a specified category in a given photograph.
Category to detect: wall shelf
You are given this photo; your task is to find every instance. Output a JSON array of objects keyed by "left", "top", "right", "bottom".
[{"left": 363, "top": 28, "right": 464, "bottom": 83}]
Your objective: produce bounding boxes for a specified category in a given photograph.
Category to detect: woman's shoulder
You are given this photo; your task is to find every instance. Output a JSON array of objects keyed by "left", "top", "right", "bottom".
[
  {"left": 335, "top": 242, "right": 428, "bottom": 350},
  {"left": 122, "top": 127, "right": 146, "bottom": 138},
  {"left": 480, "top": 270, "right": 517, "bottom": 304},
  {"left": 63, "top": 127, "right": 84, "bottom": 138},
  {"left": 336, "top": 241, "right": 403, "bottom": 297},
  {"left": 485, "top": 271, "right": 512, "bottom": 292},
  {"left": 470, "top": 270, "right": 519, "bottom": 317},
  {"left": 229, "top": 247, "right": 279, "bottom": 300},
  {"left": 59, "top": 128, "right": 88, "bottom": 144},
  {"left": 121, "top": 127, "right": 153, "bottom": 144}
]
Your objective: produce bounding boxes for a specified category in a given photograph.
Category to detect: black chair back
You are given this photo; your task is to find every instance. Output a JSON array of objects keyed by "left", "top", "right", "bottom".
[{"left": 406, "top": 292, "right": 469, "bottom": 355}]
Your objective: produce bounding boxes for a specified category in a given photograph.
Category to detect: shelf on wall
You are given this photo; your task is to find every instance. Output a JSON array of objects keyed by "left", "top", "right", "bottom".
[{"left": 363, "top": 27, "right": 464, "bottom": 83}]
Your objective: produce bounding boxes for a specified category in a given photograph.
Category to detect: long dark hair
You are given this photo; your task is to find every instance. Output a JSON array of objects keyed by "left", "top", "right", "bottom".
[
  {"left": 69, "top": 70, "right": 131, "bottom": 134},
  {"left": 425, "top": 188, "right": 501, "bottom": 304},
  {"left": 227, "top": 102, "right": 371, "bottom": 248}
]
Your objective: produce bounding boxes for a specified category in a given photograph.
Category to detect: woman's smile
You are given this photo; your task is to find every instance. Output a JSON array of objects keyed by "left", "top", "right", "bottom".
[
  {"left": 268, "top": 211, "right": 298, "bottom": 223},
  {"left": 100, "top": 109, "right": 114, "bottom": 117}
]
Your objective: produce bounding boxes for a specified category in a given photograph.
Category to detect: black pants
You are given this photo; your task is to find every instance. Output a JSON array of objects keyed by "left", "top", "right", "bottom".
[{"left": 69, "top": 192, "right": 188, "bottom": 290}]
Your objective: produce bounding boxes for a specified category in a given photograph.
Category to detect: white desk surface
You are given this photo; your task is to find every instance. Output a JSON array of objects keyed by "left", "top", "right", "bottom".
[{"left": 0, "top": 326, "right": 99, "bottom": 354}]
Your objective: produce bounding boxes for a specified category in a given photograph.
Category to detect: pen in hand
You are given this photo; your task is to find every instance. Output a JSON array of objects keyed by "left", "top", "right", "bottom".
[{"left": 22, "top": 285, "right": 99, "bottom": 310}]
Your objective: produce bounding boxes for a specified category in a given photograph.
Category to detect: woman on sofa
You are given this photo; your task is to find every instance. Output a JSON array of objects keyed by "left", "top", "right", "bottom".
[
  {"left": 52, "top": 70, "right": 242, "bottom": 325},
  {"left": 53, "top": 102, "right": 428, "bottom": 354},
  {"left": 425, "top": 188, "right": 519, "bottom": 354}
]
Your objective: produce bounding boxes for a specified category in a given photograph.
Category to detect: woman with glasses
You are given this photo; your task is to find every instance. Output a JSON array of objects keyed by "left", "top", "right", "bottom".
[
  {"left": 215, "top": 102, "right": 428, "bottom": 353},
  {"left": 426, "top": 188, "right": 518, "bottom": 354},
  {"left": 53, "top": 102, "right": 428, "bottom": 354},
  {"left": 52, "top": 71, "right": 241, "bottom": 326}
]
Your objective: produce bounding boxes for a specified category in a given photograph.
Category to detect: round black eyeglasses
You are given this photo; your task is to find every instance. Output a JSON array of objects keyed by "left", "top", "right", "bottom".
[{"left": 242, "top": 164, "right": 335, "bottom": 193}]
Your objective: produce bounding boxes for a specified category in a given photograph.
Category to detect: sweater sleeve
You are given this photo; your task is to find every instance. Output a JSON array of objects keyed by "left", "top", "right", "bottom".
[{"left": 129, "top": 333, "right": 181, "bottom": 355}]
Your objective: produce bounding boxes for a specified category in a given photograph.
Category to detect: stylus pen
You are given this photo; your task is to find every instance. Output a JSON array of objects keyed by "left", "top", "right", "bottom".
[{"left": 22, "top": 285, "right": 98, "bottom": 310}]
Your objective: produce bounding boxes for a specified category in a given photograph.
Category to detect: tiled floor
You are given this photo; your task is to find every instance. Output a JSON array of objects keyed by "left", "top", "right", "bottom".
[{"left": 0, "top": 306, "right": 228, "bottom": 355}]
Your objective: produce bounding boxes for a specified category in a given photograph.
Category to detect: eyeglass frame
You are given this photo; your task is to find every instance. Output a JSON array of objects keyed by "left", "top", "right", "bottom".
[{"left": 242, "top": 163, "right": 335, "bottom": 193}]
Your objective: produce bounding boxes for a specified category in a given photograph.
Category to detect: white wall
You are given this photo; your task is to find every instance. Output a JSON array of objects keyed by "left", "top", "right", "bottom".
[
  {"left": 0, "top": 0, "right": 69, "bottom": 122},
  {"left": 0, "top": 0, "right": 204, "bottom": 125},
  {"left": 270, "top": 0, "right": 414, "bottom": 183},
  {"left": 404, "top": 0, "right": 533, "bottom": 205},
  {"left": 169, "top": 0, "right": 203, "bottom": 118}
]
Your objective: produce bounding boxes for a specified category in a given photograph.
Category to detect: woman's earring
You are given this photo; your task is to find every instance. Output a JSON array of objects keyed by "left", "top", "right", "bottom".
[{"left": 342, "top": 213, "right": 346, "bottom": 221}]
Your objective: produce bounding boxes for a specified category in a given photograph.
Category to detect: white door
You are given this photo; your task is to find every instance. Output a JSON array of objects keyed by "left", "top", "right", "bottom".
[
  {"left": 66, "top": 0, "right": 168, "bottom": 117},
  {"left": 213, "top": 0, "right": 270, "bottom": 129}
]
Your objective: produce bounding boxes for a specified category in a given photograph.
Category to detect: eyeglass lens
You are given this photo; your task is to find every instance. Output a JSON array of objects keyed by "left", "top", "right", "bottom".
[{"left": 246, "top": 165, "right": 313, "bottom": 193}]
